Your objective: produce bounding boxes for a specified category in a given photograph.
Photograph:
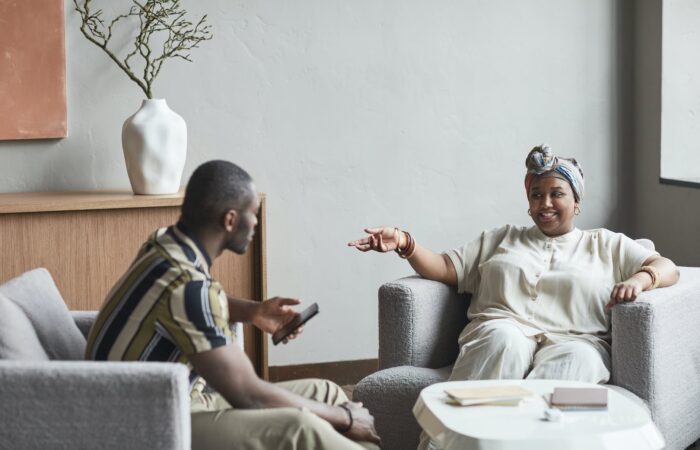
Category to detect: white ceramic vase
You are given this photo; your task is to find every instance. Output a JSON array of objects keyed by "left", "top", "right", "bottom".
[{"left": 122, "top": 99, "right": 187, "bottom": 195}]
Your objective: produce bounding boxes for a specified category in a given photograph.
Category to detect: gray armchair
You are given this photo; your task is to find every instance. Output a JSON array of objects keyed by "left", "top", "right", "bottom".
[
  {"left": 0, "top": 311, "right": 191, "bottom": 450},
  {"left": 0, "top": 269, "right": 191, "bottom": 450},
  {"left": 355, "top": 267, "right": 700, "bottom": 450}
]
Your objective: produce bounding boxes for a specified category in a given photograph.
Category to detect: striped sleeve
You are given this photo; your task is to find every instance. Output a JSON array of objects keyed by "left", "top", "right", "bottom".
[{"left": 166, "top": 280, "right": 233, "bottom": 355}]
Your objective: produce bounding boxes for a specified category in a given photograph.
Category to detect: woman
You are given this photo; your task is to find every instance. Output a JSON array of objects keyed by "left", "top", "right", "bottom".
[{"left": 349, "top": 145, "right": 679, "bottom": 386}]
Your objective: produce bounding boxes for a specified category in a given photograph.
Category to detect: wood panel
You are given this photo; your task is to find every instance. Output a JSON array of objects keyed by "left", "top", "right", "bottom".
[
  {"left": 0, "top": 191, "right": 267, "bottom": 378},
  {"left": 0, "top": 190, "right": 184, "bottom": 213},
  {"left": 269, "top": 359, "right": 378, "bottom": 386}
]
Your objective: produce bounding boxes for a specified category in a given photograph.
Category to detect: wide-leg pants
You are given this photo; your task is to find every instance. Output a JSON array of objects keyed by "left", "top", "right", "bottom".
[
  {"left": 418, "top": 319, "right": 611, "bottom": 450},
  {"left": 191, "top": 378, "right": 379, "bottom": 450}
]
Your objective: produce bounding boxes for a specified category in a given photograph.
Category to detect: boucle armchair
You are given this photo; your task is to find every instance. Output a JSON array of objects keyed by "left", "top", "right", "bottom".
[
  {"left": 355, "top": 267, "right": 700, "bottom": 450},
  {"left": 0, "top": 269, "right": 190, "bottom": 450}
]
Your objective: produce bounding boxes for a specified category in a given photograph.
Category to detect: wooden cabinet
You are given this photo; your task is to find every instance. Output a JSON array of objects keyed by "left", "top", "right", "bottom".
[{"left": 0, "top": 190, "right": 268, "bottom": 379}]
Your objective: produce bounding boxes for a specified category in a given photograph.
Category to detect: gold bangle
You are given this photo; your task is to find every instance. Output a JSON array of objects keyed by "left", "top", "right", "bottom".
[
  {"left": 404, "top": 241, "right": 417, "bottom": 259},
  {"left": 637, "top": 265, "right": 660, "bottom": 290},
  {"left": 396, "top": 230, "right": 410, "bottom": 257},
  {"left": 397, "top": 232, "right": 416, "bottom": 259},
  {"left": 394, "top": 227, "right": 405, "bottom": 251}
]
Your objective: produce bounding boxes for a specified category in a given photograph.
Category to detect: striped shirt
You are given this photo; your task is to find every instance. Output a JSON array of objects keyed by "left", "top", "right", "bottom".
[{"left": 86, "top": 224, "right": 234, "bottom": 388}]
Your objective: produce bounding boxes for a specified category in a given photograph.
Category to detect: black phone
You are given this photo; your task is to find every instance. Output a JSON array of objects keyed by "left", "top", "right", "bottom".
[{"left": 272, "top": 302, "right": 319, "bottom": 345}]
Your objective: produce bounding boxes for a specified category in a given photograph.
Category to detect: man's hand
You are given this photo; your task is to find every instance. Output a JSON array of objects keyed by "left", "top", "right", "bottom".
[
  {"left": 252, "top": 297, "right": 303, "bottom": 342},
  {"left": 341, "top": 402, "right": 381, "bottom": 445}
]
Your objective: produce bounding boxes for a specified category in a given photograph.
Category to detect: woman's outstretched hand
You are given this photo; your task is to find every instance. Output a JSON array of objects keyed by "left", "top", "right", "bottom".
[{"left": 348, "top": 227, "right": 402, "bottom": 252}]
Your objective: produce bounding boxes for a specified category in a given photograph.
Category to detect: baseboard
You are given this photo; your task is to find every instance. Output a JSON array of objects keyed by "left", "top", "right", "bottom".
[{"left": 269, "top": 359, "right": 378, "bottom": 386}]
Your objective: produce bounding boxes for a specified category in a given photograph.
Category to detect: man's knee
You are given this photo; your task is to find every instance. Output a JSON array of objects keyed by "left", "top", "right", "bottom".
[
  {"left": 277, "top": 408, "right": 336, "bottom": 445},
  {"left": 313, "top": 378, "right": 344, "bottom": 400},
  {"left": 289, "top": 378, "right": 348, "bottom": 405}
]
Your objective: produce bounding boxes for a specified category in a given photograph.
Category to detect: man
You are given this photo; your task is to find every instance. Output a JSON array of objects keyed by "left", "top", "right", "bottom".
[{"left": 86, "top": 160, "right": 380, "bottom": 449}]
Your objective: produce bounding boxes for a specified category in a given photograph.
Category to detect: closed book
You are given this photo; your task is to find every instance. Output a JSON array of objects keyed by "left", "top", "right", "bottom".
[
  {"left": 445, "top": 386, "right": 532, "bottom": 407},
  {"left": 550, "top": 387, "right": 608, "bottom": 410}
]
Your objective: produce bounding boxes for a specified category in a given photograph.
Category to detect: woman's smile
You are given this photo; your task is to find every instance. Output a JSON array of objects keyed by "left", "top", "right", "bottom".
[{"left": 528, "top": 176, "right": 576, "bottom": 236}]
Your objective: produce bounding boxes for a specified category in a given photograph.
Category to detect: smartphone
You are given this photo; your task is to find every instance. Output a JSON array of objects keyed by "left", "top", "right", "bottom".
[{"left": 272, "top": 302, "right": 319, "bottom": 345}]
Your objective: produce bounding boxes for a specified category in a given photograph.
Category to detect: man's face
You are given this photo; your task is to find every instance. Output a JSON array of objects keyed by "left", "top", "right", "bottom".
[{"left": 225, "top": 190, "right": 260, "bottom": 255}]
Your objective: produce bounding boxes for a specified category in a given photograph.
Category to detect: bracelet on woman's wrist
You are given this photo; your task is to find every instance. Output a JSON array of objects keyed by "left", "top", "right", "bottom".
[
  {"left": 394, "top": 228, "right": 415, "bottom": 259},
  {"left": 393, "top": 227, "right": 404, "bottom": 251},
  {"left": 636, "top": 265, "right": 660, "bottom": 290},
  {"left": 395, "top": 230, "right": 417, "bottom": 259},
  {"left": 337, "top": 403, "right": 353, "bottom": 433}
]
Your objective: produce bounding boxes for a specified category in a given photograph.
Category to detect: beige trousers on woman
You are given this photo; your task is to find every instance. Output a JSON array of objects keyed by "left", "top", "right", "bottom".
[
  {"left": 191, "top": 378, "right": 379, "bottom": 450},
  {"left": 418, "top": 319, "right": 611, "bottom": 450}
]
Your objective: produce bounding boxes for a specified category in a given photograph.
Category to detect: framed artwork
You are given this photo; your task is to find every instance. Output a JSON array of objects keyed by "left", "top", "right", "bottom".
[{"left": 0, "top": 0, "right": 67, "bottom": 140}]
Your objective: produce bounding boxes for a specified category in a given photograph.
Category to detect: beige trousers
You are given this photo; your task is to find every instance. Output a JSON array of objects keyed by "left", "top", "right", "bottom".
[
  {"left": 418, "top": 319, "right": 611, "bottom": 450},
  {"left": 191, "top": 378, "right": 379, "bottom": 450}
]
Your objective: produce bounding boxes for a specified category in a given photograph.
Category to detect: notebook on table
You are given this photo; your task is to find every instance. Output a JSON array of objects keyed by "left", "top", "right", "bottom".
[
  {"left": 550, "top": 387, "right": 608, "bottom": 410},
  {"left": 444, "top": 385, "right": 533, "bottom": 406}
]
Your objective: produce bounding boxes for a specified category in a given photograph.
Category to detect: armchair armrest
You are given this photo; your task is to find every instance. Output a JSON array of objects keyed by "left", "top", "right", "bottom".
[
  {"left": 0, "top": 360, "right": 191, "bottom": 450},
  {"left": 378, "top": 276, "right": 470, "bottom": 370},
  {"left": 611, "top": 267, "right": 700, "bottom": 450}
]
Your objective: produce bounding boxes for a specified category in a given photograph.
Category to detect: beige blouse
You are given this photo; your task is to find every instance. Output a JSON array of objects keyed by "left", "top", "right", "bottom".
[{"left": 446, "top": 225, "right": 657, "bottom": 351}]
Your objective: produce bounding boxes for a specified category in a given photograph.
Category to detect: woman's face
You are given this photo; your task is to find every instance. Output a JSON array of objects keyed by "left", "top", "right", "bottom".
[{"left": 528, "top": 175, "right": 578, "bottom": 237}]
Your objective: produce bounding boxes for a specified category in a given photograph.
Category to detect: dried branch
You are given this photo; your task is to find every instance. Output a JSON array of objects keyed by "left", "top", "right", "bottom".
[{"left": 73, "top": 0, "right": 212, "bottom": 99}]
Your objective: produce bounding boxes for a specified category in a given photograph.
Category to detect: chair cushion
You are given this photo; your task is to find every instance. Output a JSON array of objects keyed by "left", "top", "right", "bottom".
[
  {"left": 0, "top": 268, "right": 86, "bottom": 360},
  {"left": 0, "top": 293, "right": 49, "bottom": 360}
]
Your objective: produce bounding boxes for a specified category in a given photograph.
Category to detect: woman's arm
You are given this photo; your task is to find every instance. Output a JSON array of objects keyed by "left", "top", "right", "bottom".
[
  {"left": 348, "top": 227, "right": 458, "bottom": 286},
  {"left": 643, "top": 255, "right": 680, "bottom": 288},
  {"left": 405, "top": 243, "right": 458, "bottom": 286},
  {"left": 606, "top": 255, "right": 680, "bottom": 309}
]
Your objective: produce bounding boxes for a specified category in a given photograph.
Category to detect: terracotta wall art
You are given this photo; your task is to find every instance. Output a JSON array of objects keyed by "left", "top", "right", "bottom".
[{"left": 0, "top": 0, "right": 67, "bottom": 140}]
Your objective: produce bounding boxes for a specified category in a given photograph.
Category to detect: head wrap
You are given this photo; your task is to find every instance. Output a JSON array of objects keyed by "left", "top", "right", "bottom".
[{"left": 524, "top": 144, "right": 584, "bottom": 202}]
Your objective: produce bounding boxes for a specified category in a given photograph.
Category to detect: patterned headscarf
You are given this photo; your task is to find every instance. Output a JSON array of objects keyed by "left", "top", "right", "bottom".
[{"left": 524, "top": 144, "right": 584, "bottom": 202}]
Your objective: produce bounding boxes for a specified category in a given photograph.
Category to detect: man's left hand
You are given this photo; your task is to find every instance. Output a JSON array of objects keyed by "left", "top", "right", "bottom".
[{"left": 253, "top": 297, "right": 303, "bottom": 342}]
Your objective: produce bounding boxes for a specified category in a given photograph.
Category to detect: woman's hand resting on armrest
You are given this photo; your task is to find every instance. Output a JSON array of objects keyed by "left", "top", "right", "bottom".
[{"left": 606, "top": 255, "right": 680, "bottom": 309}]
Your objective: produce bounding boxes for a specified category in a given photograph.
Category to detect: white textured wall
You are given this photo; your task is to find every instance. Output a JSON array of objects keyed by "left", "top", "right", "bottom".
[{"left": 0, "top": 1, "right": 628, "bottom": 365}]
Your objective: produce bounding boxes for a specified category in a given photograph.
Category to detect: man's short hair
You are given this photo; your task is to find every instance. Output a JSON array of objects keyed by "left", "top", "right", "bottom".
[{"left": 181, "top": 160, "right": 255, "bottom": 228}]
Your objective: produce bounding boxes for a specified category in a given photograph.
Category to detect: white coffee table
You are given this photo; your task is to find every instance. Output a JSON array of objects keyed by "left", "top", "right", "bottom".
[{"left": 413, "top": 379, "right": 665, "bottom": 450}]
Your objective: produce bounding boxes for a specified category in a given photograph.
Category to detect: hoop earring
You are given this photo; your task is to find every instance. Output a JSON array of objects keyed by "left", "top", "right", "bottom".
[
  {"left": 527, "top": 209, "right": 531, "bottom": 216},
  {"left": 574, "top": 206, "right": 581, "bottom": 216}
]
